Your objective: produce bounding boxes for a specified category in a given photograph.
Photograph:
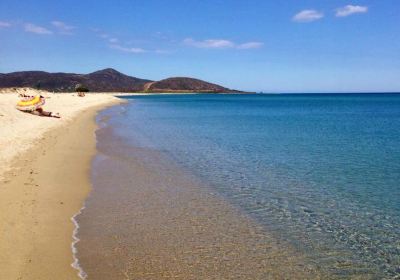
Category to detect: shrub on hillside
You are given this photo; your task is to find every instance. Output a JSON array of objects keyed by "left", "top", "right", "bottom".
[{"left": 75, "top": 83, "right": 89, "bottom": 92}]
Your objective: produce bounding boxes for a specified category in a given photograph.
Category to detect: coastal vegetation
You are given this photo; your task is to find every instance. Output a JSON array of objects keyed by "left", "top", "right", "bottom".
[{"left": 74, "top": 83, "right": 89, "bottom": 93}]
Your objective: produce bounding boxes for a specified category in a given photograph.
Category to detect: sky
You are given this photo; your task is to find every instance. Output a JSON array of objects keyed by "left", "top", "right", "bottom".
[{"left": 0, "top": 0, "right": 399, "bottom": 92}]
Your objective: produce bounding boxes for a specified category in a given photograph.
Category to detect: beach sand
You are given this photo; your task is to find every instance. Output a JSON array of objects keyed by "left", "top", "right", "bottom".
[
  {"left": 0, "top": 89, "right": 121, "bottom": 279},
  {"left": 0, "top": 89, "right": 123, "bottom": 179}
]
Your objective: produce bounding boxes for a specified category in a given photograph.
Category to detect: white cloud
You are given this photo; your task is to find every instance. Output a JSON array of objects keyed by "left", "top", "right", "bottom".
[
  {"left": 93, "top": 29, "right": 145, "bottom": 54},
  {"left": 89, "top": 27, "right": 100, "bottom": 33},
  {"left": 110, "top": 44, "right": 172, "bottom": 54},
  {"left": 51, "top": 21, "right": 75, "bottom": 34},
  {"left": 184, "top": 38, "right": 263, "bottom": 50},
  {"left": 237, "top": 42, "right": 264, "bottom": 49},
  {"left": 155, "top": 49, "right": 172, "bottom": 54},
  {"left": 292, "top": 10, "right": 324, "bottom": 22},
  {"left": 0, "top": 21, "right": 11, "bottom": 28},
  {"left": 110, "top": 44, "right": 146, "bottom": 53},
  {"left": 24, "top": 23, "right": 52, "bottom": 34},
  {"left": 335, "top": 5, "right": 368, "bottom": 17},
  {"left": 183, "top": 38, "right": 235, "bottom": 49}
]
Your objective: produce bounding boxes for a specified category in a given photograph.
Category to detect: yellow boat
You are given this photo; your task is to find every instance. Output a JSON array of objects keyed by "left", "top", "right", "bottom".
[{"left": 16, "top": 95, "right": 45, "bottom": 112}]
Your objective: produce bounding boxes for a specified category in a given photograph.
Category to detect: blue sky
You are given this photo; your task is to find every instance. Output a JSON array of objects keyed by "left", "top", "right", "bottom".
[{"left": 0, "top": 0, "right": 399, "bottom": 92}]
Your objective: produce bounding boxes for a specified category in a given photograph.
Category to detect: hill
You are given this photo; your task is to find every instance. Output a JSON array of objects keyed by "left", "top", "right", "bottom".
[
  {"left": 144, "top": 77, "right": 234, "bottom": 93},
  {"left": 0, "top": 69, "right": 240, "bottom": 93},
  {"left": 0, "top": 68, "right": 151, "bottom": 92}
]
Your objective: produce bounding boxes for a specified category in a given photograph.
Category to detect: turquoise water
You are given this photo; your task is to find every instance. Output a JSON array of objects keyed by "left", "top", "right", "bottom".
[{"left": 109, "top": 94, "right": 400, "bottom": 278}]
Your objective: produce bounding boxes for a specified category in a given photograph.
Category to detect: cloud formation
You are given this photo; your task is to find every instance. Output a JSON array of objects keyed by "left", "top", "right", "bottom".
[
  {"left": 184, "top": 38, "right": 235, "bottom": 49},
  {"left": 292, "top": 10, "right": 324, "bottom": 22},
  {"left": 237, "top": 42, "right": 264, "bottom": 49},
  {"left": 183, "top": 38, "right": 263, "bottom": 50},
  {"left": 155, "top": 49, "right": 172, "bottom": 54},
  {"left": 91, "top": 28, "right": 148, "bottom": 54},
  {"left": 24, "top": 23, "right": 52, "bottom": 34},
  {"left": 335, "top": 5, "right": 368, "bottom": 17},
  {"left": 108, "top": 38, "right": 119, "bottom": 43},
  {"left": 110, "top": 44, "right": 146, "bottom": 53},
  {"left": 0, "top": 21, "right": 11, "bottom": 28},
  {"left": 96, "top": 32, "right": 120, "bottom": 44},
  {"left": 51, "top": 21, "right": 75, "bottom": 34}
]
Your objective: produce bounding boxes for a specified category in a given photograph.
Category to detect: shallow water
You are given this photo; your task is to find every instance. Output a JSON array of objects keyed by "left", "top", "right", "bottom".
[
  {"left": 78, "top": 93, "right": 400, "bottom": 279},
  {"left": 76, "top": 121, "right": 321, "bottom": 279}
]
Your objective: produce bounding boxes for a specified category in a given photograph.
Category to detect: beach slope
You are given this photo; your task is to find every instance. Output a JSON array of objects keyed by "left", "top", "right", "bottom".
[{"left": 0, "top": 89, "right": 120, "bottom": 279}]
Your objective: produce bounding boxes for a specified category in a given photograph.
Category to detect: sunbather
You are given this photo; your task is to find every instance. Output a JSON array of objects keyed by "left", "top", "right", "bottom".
[
  {"left": 31, "top": 107, "right": 60, "bottom": 118},
  {"left": 16, "top": 94, "right": 61, "bottom": 118}
]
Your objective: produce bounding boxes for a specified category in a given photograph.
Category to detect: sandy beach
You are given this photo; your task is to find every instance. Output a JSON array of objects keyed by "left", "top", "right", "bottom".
[
  {"left": 0, "top": 89, "right": 121, "bottom": 279},
  {"left": 1, "top": 1, "right": 398, "bottom": 278}
]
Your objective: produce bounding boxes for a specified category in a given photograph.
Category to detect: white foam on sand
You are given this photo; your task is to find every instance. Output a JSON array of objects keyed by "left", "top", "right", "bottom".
[{"left": 71, "top": 206, "right": 88, "bottom": 280}]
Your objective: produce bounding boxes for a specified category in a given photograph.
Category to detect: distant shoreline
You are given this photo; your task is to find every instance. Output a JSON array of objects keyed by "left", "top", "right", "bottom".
[{"left": 2, "top": 87, "right": 398, "bottom": 95}]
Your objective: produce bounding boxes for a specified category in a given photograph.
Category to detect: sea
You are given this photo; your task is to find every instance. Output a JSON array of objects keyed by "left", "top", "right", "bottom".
[{"left": 75, "top": 93, "right": 400, "bottom": 279}]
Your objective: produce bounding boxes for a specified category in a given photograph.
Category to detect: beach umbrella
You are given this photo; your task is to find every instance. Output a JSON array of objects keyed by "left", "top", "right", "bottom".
[{"left": 16, "top": 95, "right": 45, "bottom": 112}]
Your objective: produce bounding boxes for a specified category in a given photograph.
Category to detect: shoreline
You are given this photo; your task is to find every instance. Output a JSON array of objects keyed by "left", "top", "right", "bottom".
[
  {"left": 0, "top": 92, "right": 121, "bottom": 279},
  {"left": 71, "top": 206, "right": 87, "bottom": 279},
  {"left": 75, "top": 101, "right": 323, "bottom": 279}
]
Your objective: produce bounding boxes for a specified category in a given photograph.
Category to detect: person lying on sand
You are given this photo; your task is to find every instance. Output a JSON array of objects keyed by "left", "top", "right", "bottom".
[
  {"left": 16, "top": 94, "right": 61, "bottom": 118},
  {"left": 30, "top": 107, "right": 61, "bottom": 118}
]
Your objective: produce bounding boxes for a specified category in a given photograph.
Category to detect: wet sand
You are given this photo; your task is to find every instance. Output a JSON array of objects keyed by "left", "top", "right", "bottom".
[
  {"left": 75, "top": 123, "right": 324, "bottom": 279},
  {"left": 0, "top": 102, "right": 119, "bottom": 280}
]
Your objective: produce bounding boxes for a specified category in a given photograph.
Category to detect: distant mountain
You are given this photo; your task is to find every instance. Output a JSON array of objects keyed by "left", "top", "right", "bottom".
[
  {"left": 144, "top": 77, "right": 235, "bottom": 93},
  {"left": 0, "top": 68, "right": 240, "bottom": 93},
  {"left": 0, "top": 68, "right": 150, "bottom": 92},
  {"left": 83, "top": 68, "right": 151, "bottom": 92}
]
